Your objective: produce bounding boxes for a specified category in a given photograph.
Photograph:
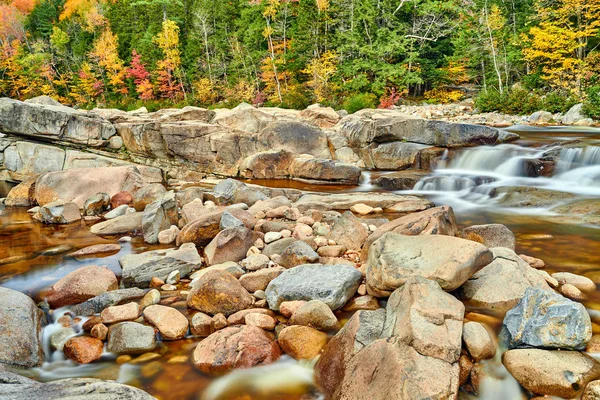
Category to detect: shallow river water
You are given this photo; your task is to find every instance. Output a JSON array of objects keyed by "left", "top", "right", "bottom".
[{"left": 1, "top": 126, "right": 600, "bottom": 399}]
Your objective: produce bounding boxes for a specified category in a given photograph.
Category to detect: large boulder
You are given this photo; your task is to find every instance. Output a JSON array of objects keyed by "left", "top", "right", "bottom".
[
  {"left": 366, "top": 233, "right": 493, "bottom": 297},
  {"left": 34, "top": 166, "right": 144, "bottom": 207},
  {"left": 45, "top": 266, "right": 118, "bottom": 308},
  {"left": 256, "top": 120, "right": 330, "bottom": 159},
  {"left": 142, "top": 191, "right": 178, "bottom": 244},
  {"left": 133, "top": 183, "right": 167, "bottom": 211},
  {"left": 459, "top": 247, "right": 553, "bottom": 315},
  {"left": 212, "top": 179, "right": 267, "bottom": 206},
  {"left": 502, "top": 287, "right": 592, "bottom": 350},
  {"left": 0, "top": 372, "right": 155, "bottom": 400},
  {"left": 187, "top": 270, "right": 253, "bottom": 316},
  {"left": 561, "top": 103, "right": 587, "bottom": 125},
  {"left": 212, "top": 102, "right": 276, "bottom": 133},
  {"left": 203, "top": 227, "right": 260, "bottom": 266},
  {"left": 4, "top": 176, "right": 37, "bottom": 206},
  {"left": 33, "top": 200, "right": 81, "bottom": 224},
  {"left": 0, "top": 288, "right": 44, "bottom": 368},
  {"left": 119, "top": 243, "right": 200, "bottom": 288},
  {"left": 294, "top": 192, "right": 434, "bottom": 213},
  {"left": 361, "top": 205, "right": 457, "bottom": 260},
  {"left": 459, "top": 223, "right": 515, "bottom": 250},
  {"left": 298, "top": 104, "right": 340, "bottom": 128},
  {"left": 176, "top": 209, "right": 224, "bottom": 246},
  {"left": 503, "top": 349, "right": 600, "bottom": 398},
  {"left": 266, "top": 264, "right": 362, "bottom": 310},
  {"left": 327, "top": 211, "right": 368, "bottom": 251},
  {"left": 368, "top": 141, "right": 432, "bottom": 170},
  {"left": 192, "top": 325, "right": 281, "bottom": 375}
]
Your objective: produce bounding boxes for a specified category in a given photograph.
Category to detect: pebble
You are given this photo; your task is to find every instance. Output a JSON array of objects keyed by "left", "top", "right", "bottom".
[
  {"left": 129, "top": 352, "right": 162, "bottom": 364},
  {"left": 168, "top": 355, "right": 189, "bottom": 364},
  {"left": 264, "top": 232, "right": 282, "bottom": 243},
  {"left": 552, "top": 272, "right": 596, "bottom": 293},
  {"left": 211, "top": 313, "right": 228, "bottom": 331},
  {"left": 245, "top": 313, "right": 277, "bottom": 330},
  {"left": 161, "top": 284, "right": 177, "bottom": 291},
  {"left": 91, "top": 324, "right": 108, "bottom": 340},
  {"left": 166, "top": 270, "right": 180, "bottom": 285},
  {"left": 119, "top": 236, "right": 132, "bottom": 242},
  {"left": 560, "top": 283, "right": 585, "bottom": 300},
  {"left": 150, "top": 277, "right": 165, "bottom": 288},
  {"left": 519, "top": 254, "right": 545, "bottom": 269},
  {"left": 140, "top": 289, "right": 161, "bottom": 309},
  {"left": 101, "top": 302, "right": 141, "bottom": 324}
]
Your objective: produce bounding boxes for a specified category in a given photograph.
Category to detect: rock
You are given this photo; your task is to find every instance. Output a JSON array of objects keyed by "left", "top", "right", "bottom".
[
  {"left": 529, "top": 110, "right": 554, "bottom": 124},
  {"left": 211, "top": 313, "right": 228, "bottom": 331},
  {"left": 459, "top": 224, "right": 515, "bottom": 250},
  {"left": 552, "top": 272, "right": 596, "bottom": 293},
  {"left": 191, "top": 312, "right": 213, "bottom": 337},
  {"left": 213, "top": 103, "right": 275, "bottom": 133},
  {"left": 187, "top": 270, "right": 253, "bottom": 316},
  {"left": 0, "top": 371, "right": 155, "bottom": 400},
  {"left": 366, "top": 233, "right": 492, "bottom": 297},
  {"left": 459, "top": 247, "right": 552, "bottom": 315},
  {"left": 67, "top": 244, "right": 121, "bottom": 257},
  {"left": 519, "top": 254, "right": 545, "bottom": 269},
  {"left": 33, "top": 200, "right": 80, "bottom": 224},
  {"left": 289, "top": 300, "right": 339, "bottom": 331},
  {"left": 266, "top": 263, "right": 362, "bottom": 310},
  {"left": 24, "top": 95, "right": 63, "bottom": 106},
  {"left": 204, "top": 227, "right": 260, "bottom": 266},
  {"left": 45, "top": 266, "right": 118, "bottom": 308},
  {"left": 244, "top": 313, "right": 276, "bottom": 330},
  {"left": 298, "top": 104, "right": 340, "bottom": 128},
  {"left": 492, "top": 186, "right": 577, "bottom": 208},
  {"left": 107, "top": 322, "right": 157, "bottom": 355},
  {"left": 561, "top": 283, "right": 584, "bottom": 300},
  {"left": 248, "top": 196, "right": 292, "bottom": 216},
  {"left": 279, "top": 241, "right": 319, "bottom": 269},
  {"left": 502, "top": 287, "right": 592, "bottom": 350},
  {"left": 192, "top": 325, "right": 281, "bottom": 375},
  {"left": 142, "top": 191, "right": 177, "bottom": 244},
  {"left": 104, "top": 204, "right": 131, "bottom": 219},
  {"left": 69, "top": 288, "right": 145, "bottom": 316},
  {"left": 342, "top": 295, "right": 379, "bottom": 312},
  {"left": 294, "top": 192, "right": 433, "bottom": 213},
  {"left": 110, "top": 191, "right": 134, "bottom": 209},
  {"left": 239, "top": 266, "right": 285, "bottom": 293},
  {"left": 63, "top": 337, "right": 104, "bottom": 364},
  {"left": 361, "top": 206, "right": 457, "bottom": 260},
  {"left": 503, "top": 349, "right": 600, "bottom": 398},
  {"left": 317, "top": 245, "right": 346, "bottom": 258},
  {"left": 240, "top": 254, "right": 270, "bottom": 271},
  {"left": 220, "top": 211, "right": 244, "bottom": 230},
  {"left": 561, "top": 103, "right": 586, "bottom": 125},
  {"left": 35, "top": 166, "right": 143, "bottom": 207},
  {"left": 91, "top": 324, "right": 108, "bottom": 340},
  {"left": 278, "top": 325, "right": 328, "bottom": 360},
  {"left": 4, "top": 176, "right": 37, "bottom": 206},
  {"left": 226, "top": 308, "right": 276, "bottom": 325},
  {"left": 101, "top": 302, "right": 141, "bottom": 324},
  {"left": 90, "top": 212, "right": 144, "bottom": 235},
  {"left": 0, "top": 288, "right": 44, "bottom": 368},
  {"left": 133, "top": 183, "right": 166, "bottom": 212},
  {"left": 83, "top": 193, "right": 110, "bottom": 216},
  {"left": 119, "top": 243, "right": 200, "bottom": 288},
  {"left": 50, "top": 328, "right": 76, "bottom": 351},
  {"left": 212, "top": 179, "right": 267, "bottom": 206},
  {"left": 177, "top": 186, "right": 204, "bottom": 207},
  {"left": 373, "top": 170, "right": 431, "bottom": 190},
  {"left": 143, "top": 305, "right": 189, "bottom": 340},
  {"left": 327, "top": 211, "right": 368, "bottom": 251},
  {"left": 176, "top": 209, "right": 224, "bottom": 246},
  {"left": 583, "top": 380, "right": 600, "bottom": 399},
  {"left": 264, "top": 231, "right": 282, "bottom": 243},
  {"left": 350, "top": 204, "right": 373, "bottom": 215},
  {"left": 279, "top": 301, "right": 307, "bottom": 318},
  {"left": 462, "top": 322, "right": 496, "bottom": 361},
  {"left": 157, "top": 225, "right": 179, "bottom": 245},
  {"left": 262, "top": 237, "right": 296, "bottom": 257}
]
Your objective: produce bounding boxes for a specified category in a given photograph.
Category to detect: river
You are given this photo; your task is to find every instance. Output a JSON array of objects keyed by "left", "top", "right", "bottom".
[{"left": 1, "top": 126, "right": 600, "bottom": 399}]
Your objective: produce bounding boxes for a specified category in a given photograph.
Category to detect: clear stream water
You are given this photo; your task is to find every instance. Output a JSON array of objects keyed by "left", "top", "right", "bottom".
[{"left": 1, "top": 126, "right": 600, "bottom": 399}]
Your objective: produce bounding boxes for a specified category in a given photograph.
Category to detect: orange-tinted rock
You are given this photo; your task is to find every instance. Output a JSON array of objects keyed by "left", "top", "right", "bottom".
[
  {"left": 63, "top": 336, "right": 104, "bottom": 364},
  {"left": 187, "top": 270, "right": 253, "bottom": 316},
  {"left": 111, "top": 191, "right": 134, "bottom": 209},
  {"left": 143, "top": 305, "right": 189, "bottom": 340},
  {"left": 45, "top": 266, "right": 118, "bottom": 308},
  {"left": 278, "top": 325, "right": 328, "bottom": 360},
  {"left": 192, "top": 325, "right": 281, "bottom": 375}
]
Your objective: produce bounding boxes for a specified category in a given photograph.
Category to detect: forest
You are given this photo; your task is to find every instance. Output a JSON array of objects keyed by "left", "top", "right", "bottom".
[{"left": 0, "top": 0, "right": 599, "bottom": 116}]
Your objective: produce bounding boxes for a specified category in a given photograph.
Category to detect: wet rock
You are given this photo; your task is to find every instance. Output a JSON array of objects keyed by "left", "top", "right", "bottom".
[
  {"left": 101, "top": 302, "right": 141, "bottom": 324},
  {"left": 107, "top": 322, "right": 157, "bottom": 355},
  {"left": 68, "top": 244, "right": 121, "bottom": 257},
  {"left": 46, "top": 266, "right": 118, "bottom": 308},
  {"left": 90, "top": 212, "right": 144, "bottom": 235},
  {"left": 278, "top": 325, "right": 328, "bottom": 360},
  {"left": 204, "top": 227, "right": 260, "bottom": 266},
  {"left": 361, "top": 205, "right": 458, "bottom": 260},
  {"left": 239, "top": 266, "right": 285, "bottom": 293},
  {"left": 63, "top": 337, "right": 104, "bottom": 364},
  {"left": 314, "top": 309, "right": 386, "bottom": 398},
  {"left": 143, "top": 305, "right": 189, "bottom": 340},
  {"left": 492, "top": 186, "right": 576, "bottom": 208},
  {"left": 33, "top": 200, "right": 81, "bottom": 224},
  {"left": 366, "top": 233, "right": 492, "bottom": 297},
  {"left": 176, "top": 209, "right": 224, "bottom": 246},
  {"left": 83, "top": 193, "right": 110, "bottom": 216},
  {"left": 502, "top": 287, "right": 592, "bottom": 350},
  {"left": 35, "top": 166, "right": 143, "bottom": 207},
  {"left": 459, "top": 224, "right": 515, "bottom": 250},
  {"left": 120, "top": 243, "right": 200, "bottom": 288},
  {"left": 187, "top": 270, "right": 253, "bottom": 316},
  {"left": 142, "top": 191, "right": 177, "bottom": 244},
  {"left": 279, "top": 241, "right": 319, "bottom": 268},
  {"left": 327, "top": 211, "right": 368, "bottom": 251},
  {"left": 373, "top": 170, "right": 431, "bottom": 190},
  {"left": 69, "top": 288, "right": 145, "bottom": 316},
  {"left": 289, "top": 300, "right": 339, "bottom": 331},
  {"left": 503, "top": 349, "right": 600, "bottom": 398},
  {"left": 0, "top": 371, "right": 155, "bottom": 400},
  {"left": 459, "top": 247, "right": 552, "bottom": 315},
  {"left": 191, "top": 312, "right": 212, "bottom": 337},
  {"left": 133, "top": 183, "right": 166, "bottom": 212},
  {"left": 50, "top": 328, "right": 76, "bottom": 351},
  {"left": 110, "top": 191, "right": 134, "bottom": 209},
  {"left": 192, "top": 325, "right": 281, "bottom": 375},
  {"left": 552, "top": 272, "right": 596, "bottom": 293},
  {"left": 266, "top": 263, "right": 362, "bottom": 311},
  {"left": 157, "top": 225, "right": 179, "bottom": 245},
  {"left": 462, "top": 322, "right": 496, "bottom": 361},
  {"left": 294, "top": 192, "right": 433, "bottom": 213},
  {"left": 244, "top": 313, "right": 276, "bottom": 330},
  {"left": 342, "top": 295, "right": 380, "bottom": 312},
  {"left": 0, "top": 288, "right": 44, "bottom": 368}
]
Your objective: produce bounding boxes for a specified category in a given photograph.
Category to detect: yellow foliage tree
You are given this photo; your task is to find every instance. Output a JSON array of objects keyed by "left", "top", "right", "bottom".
[
  {"left": 153, "top": 19, "right": 185, "bottom": 100},
  {"left": 303, "top": 50, "right": 338, "bottom": 102},
  {"left": 522, "top": 0, "right": 600, "bottom": 93},
  {"left": 89, "top": 28, "right": 127, "bottom": 94}
]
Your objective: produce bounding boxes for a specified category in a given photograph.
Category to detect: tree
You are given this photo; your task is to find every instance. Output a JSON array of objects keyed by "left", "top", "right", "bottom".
[
  {"left": 303, "top": 50, "right": 338, "bottom": 102},
  {"left": 153, "top": 19, "right": 184, "bottom": 99},
  {"left": 89, "top": 27, "right": 127, "bottom": 94},
  {"left": 126, "top": 49, "right": 154, "bottom": 100}
]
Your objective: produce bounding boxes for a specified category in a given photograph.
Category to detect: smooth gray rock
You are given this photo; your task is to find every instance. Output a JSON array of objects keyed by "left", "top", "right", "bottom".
[
  {"left": 0, "top": 372, "right": 155, "bottom": 400},
  {"left": 212, "top": 179, "right": 267, "bottom": 206},
  {"left": 142, "top": 191, "right": 177, "bottom": 244},
  {"left": 119, "top": 243, "right": 201, "bottom": 288},
  {"left": 104, "top": 204, "right": 131, "bottom": 219},
  {"left": 107, "top": 322, "right": 156, "bottom": 355},
  {"left": 262, "top": 237, "right": 296, "bottom": 257},
  {"left": 266, "top": 264, "right": 362, "bottom": 310},
  {"left": 279, "top": 241, "right": 319, "bottom": 268},
  {"left": 220, "top": 211, "right": 244, "bottom": 230},
  {"left": 69, "top": 288, "right": 145, "bottom": 316},
  {"left": 561, "top": 103, "right": 586, "bottom": 125},
  {"left": 0, "top": 288, "right": 44, "bottom": 368},
  {"left": 33, "top": 200, "right": 81, "bottom": 224},
  {"left": 502, "top": 287, "right": 592, "bottom": 350}
]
